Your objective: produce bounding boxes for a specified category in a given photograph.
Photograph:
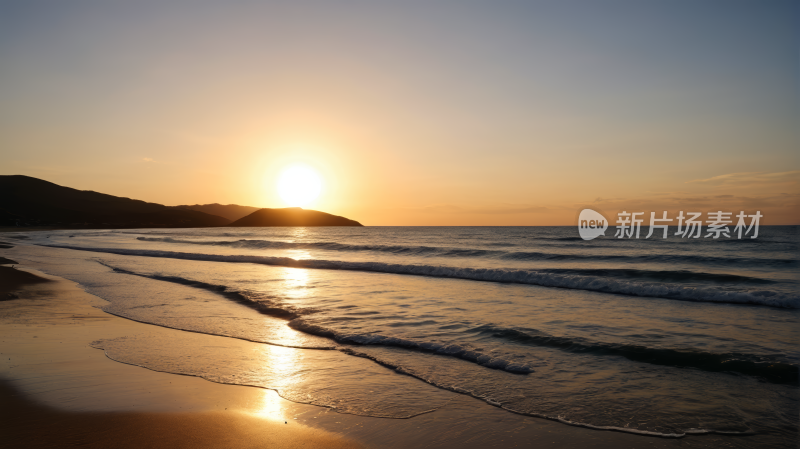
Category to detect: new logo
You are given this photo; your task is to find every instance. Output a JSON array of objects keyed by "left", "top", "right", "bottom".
[{"left": 578, "top": 209, "right": 608, "bottom": 240}]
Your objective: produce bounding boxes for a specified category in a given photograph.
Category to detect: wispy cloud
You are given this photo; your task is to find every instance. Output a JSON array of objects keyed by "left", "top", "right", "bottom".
[
  {"left": 575, "top": 192, "right": 799, "bottom": 224},
  {"left": 403, "top": 203, "right": 552, "bottom": 215},
  {"left": 686, "top": 171, "right": 800, "bottom": 186}
]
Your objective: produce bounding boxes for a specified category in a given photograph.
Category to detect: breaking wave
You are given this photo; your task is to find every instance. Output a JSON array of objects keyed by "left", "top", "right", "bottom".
[{"left": 476, "top": 326, "right": 798, "bottom": 384}]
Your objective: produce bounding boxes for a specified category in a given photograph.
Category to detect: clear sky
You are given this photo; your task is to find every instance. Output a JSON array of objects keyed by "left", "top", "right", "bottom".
[{"left": 1, "top": 1, "right": 797, "bottom": 225}]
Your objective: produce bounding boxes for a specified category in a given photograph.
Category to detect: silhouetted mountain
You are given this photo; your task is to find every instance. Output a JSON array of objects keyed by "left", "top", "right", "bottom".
[
  {"left": 175, "top": 204, "right": 259, "bottom": 222},
  {"left": 0, "top": 175, "right": 230, "bottom": 228},
  {"left": 230, "top": 207, "right": 363, "bottom": 227}
]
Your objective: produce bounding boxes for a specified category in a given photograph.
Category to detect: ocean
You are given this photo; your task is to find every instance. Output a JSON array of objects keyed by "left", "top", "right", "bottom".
[{"left": 5, "top": 226, "right": 798, "bottom": 447}]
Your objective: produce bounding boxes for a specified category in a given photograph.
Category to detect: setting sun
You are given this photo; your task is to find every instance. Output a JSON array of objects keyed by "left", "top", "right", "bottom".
[{"left": 277, "top": 165, "right": 322, "bottom": 207}]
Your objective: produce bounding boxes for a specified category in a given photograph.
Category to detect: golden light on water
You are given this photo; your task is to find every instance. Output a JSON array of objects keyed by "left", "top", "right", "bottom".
[
  {"left": 277, "top": 165, "right": 322, "bottom": 207},
  {"left": 287, "top": 228, "right": 314, "bottom": 260},
  {"left": 281, "top": 267, "right": 311, "bottom": 298},
  {"left": 287, "top": 249, "right": 313, "bottom": 261}
]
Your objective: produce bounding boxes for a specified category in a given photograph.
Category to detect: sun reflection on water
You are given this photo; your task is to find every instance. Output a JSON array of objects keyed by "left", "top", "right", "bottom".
[
  {"left": 267, "top": 344, "right": 302, "bottom": 378},
  {"left": 287, "top": 249, "right": 313, "bottom": 260},
  {"left": 270, "top": 321, "right": 312, "bottom": 349},
  {"left": 280, "top": 267, "right": 311, "bottom": 298},
  {"left": 290, "top": 227, "right": 309, "bottom": 240}
]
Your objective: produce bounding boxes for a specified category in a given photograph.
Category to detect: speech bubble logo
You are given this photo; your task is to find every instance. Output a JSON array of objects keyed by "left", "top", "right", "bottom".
[{"left": 578, "top": 209, "right": 608, "bottom": 240}]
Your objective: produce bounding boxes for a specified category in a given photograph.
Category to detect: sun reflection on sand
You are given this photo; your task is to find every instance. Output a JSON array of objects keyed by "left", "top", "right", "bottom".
[
  {"left": 253, "top": 344, "right": 302, "bottom": 421},
  {"left": 254, "top": 388, "right": 285, "bottom": 421}
]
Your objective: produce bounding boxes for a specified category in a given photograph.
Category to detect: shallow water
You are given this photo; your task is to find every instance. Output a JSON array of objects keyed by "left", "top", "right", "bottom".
[{"left": 4, "top": 226, "right": 798, "bottom": 447}]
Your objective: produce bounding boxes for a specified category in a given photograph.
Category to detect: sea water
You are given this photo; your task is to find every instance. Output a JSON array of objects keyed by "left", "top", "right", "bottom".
[{"left": 4, "top": 226, "right": 798, "bottom": 446}]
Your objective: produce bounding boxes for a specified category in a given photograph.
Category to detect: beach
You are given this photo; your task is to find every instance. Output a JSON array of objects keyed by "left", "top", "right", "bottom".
[
  {"left": 1, "top": 228, "right": 797, "bottom": 448},
  {"left": 2, "top": 3, "right": 796, "bottom": 447}
]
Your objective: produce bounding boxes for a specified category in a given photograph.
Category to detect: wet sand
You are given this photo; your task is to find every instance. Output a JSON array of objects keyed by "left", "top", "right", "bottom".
[
  {"left": 0, "top": 253, "right": 730, "bottom": 448},
  {"left": 0, "top": 264, "right": 49, "bottom": 300},
  {"left": 0, "top": 381, "right": 363, "bottom": 449}
]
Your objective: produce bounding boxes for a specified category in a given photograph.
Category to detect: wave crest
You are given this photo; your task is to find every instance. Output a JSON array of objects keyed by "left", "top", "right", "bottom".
[
  {"left": 135, "top": 237, "right": 797, "bottom": 267},
  {"left": 47, "top": 244, "right": 800, "bottom": 309}
]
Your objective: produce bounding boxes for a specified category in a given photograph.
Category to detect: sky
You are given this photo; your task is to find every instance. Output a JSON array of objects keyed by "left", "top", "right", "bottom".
[{"left": 0, "top": 0, "right": 797, "bottom": 225}]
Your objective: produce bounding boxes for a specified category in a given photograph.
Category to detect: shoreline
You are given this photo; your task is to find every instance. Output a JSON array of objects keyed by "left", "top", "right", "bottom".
[
  {"left": 0, "top": 252, "right": 740, "bottom": 448},
  {"left": 0, "top": 264, "right": 363, "bottom": 448}
]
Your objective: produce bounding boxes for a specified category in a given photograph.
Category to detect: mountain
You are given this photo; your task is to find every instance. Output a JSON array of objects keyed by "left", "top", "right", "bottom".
[
  {"left": 0, "top": 175, "right": 230, "bottom": 228},
  {"left": 230, "top": 207, "right": 363, "bottom": 227},
  {"left": 174, "top": 204, "right": 260, "bottom": 222}
]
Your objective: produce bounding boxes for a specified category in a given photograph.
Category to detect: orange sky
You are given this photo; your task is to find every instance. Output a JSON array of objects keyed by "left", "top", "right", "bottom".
[{"left": 1, "top": 2, "right": 797, "bottom": 225}]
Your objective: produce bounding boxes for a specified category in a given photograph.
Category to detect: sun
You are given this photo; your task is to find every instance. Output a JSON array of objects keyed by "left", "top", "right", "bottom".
[{"left": 277, "top": 165, "right": 322, "bottom": 207}]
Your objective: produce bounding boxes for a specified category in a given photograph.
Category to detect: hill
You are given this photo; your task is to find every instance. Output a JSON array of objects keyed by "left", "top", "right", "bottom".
[
  {"left": 0, "top": 175, "right": 230, "bottom": 228},
  {"left": 174, "top": 204, "right": 259, "bottom": 222},
  {"left": 230, "top": 207, "right": 363, "bottom": 227}
]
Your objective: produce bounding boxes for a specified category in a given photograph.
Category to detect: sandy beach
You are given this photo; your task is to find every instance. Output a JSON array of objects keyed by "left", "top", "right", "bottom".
[{"left": 0, "top": 240, "right": 730, "bottom": 448}]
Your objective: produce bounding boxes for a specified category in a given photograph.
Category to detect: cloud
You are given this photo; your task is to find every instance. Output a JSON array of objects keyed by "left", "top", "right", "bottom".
[
  {"left": 143, "top": 157, "right": 154, "bottom": 162},
  {"left": 686, "top": 170, "right": 800, "bottom": 186},
  {"left": 575, "top": 192, "right": 799, "bottom": 224},
  {"left": 402, "top": 203, "right": 551, "bottom": 215},
  {"left": 471, "top": 205, "right": 551, "bottom": 215}
]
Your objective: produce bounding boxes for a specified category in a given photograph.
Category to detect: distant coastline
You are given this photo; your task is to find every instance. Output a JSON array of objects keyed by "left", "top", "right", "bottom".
[{"left": 0, "top": 175, "right": 362, "bottom": 229}]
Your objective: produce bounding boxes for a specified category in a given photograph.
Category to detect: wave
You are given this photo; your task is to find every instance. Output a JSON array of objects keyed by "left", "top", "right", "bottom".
[
  {"left": 44, "top": 244, "right": 800, "bottom": 309},
  {"left": 540, "top": 236, "right": 586, "bottom": 241},
  {"left": 91, "top": 334, "right": 753, "bottom": 438},
  {"left": 96, "top": 261, "right": 533, "bottom": 375},
  {"left": 137, "top": 236, "right": 505, "bottom": 258},
  {"left": 534, "top": 268, "right": 777, "bottom": 284},
  {"left": 289, "top": 319, "right": 533, "bottom": 374},
  {"left": 498, "top": 251, "right": 796, "bottom": 266},
  {"left": 477, "top": 326, "right": 798, "bottom": 384},
  {"left": 96, "top": 261, "right": 314, "bottom": 321},
  {"left": 326, "top": 347, "right": 755, "bottom": 438},
  {"left": 95, "top": 260, "right": 798, "bottom": 384},
  {"left": 503, "top": 409, "right": 755, "bottom": 438},
  {"left": 291, "top": 319, "right": 798, "bottom": 383},
  {"left": 135, "top": 237, "right": 797, "bottom": 267}
]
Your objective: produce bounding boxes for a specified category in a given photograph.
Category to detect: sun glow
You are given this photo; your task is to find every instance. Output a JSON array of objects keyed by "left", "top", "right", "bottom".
[{"left": 277, "top": 165, "right": 322, "bottom": 207}]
